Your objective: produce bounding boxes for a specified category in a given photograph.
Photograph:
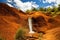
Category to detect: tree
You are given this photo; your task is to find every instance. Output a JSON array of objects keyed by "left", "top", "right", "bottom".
[
  {"left": 51, "top": 6, "right": 58, "bottom": 12},
  {"left": 32, "top": 8, "right": 38, "bottom": 11},
  {"left": 58, "top": 4, "right": 60, "bottom": 11},
  {"left": 39, "top": 7, "right": 45, "bottom": 11},
  {"left": 46, "top": 7, "right": 52, "bottom": 12},
  {"left": 15, "top": 28, "right": 27, "bottom": 40},
  {"left": 26, "top": 10, "right": 32, "bottom": 13}
]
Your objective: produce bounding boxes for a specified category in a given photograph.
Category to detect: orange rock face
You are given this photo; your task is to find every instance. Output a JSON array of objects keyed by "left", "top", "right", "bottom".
[{"left": 0, "top": 3, "right": 26, "bottom": 40}]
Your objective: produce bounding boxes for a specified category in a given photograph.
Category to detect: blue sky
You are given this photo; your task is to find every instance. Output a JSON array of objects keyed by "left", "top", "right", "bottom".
[
  {"left": 0, "top": 0, "right": 56, "bottom": 7},
  {"left": 21, "top": 0, "right": 55, "bottom": 7},
  {"left": 0, "top": 0, "right": 60, "bottom": 11}
]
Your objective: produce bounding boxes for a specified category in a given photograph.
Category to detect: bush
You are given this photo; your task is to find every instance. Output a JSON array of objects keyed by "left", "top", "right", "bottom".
[{"left": 15, "top": 28, "right": 27, "bottom": 40}]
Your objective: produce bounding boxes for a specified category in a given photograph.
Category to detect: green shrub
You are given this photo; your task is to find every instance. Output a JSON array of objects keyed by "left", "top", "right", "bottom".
[{"left": 15, "top": 28, "right": 27, "bottom": 40}]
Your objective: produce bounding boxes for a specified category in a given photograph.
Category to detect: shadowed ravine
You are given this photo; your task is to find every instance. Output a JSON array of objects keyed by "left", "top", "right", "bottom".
[{"left": 0, "top": 3, "right": 60, "bottom": 40}]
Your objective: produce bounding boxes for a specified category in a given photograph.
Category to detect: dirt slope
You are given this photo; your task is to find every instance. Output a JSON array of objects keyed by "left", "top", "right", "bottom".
[{"left": 0, "top": 3, "right": 28, "bottom": 40}]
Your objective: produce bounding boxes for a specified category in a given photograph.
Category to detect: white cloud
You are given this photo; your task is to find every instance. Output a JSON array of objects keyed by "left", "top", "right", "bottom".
[
  {"left": 55, "top": 0, "right": 60, "bottom": 6},
  {"left": 43, "top": 0, "right": 60, "bottom": 8},
  {"left": 7, "top": 0, "right": 39, "bottom": 12},
  {"left": 43, "top": 0, "right": 56, "bottom": 3},
  {"left": 45, "top": 5, "right": 53, "bottom": 8},
  {"left": 6, "top": 3, "right": 13, "bottom": 7},
  {"left": 7, "top": 0, "right": 13, "bottom": 2}
]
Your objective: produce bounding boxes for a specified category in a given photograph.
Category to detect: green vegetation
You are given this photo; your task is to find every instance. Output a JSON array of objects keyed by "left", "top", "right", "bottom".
[
  {"left": 15, "top": 28, "right": 28, "bottom": 40},
  {"left": 38, "top": 32, "right": 44, "bottom": 40},
  {"left": 26, "top": 8, "right": 38, "bottom": 13},
  {"left": 26, "top": 10, "right": 32, "bottom": 13},
  {"left": 39, "top": 4, "right": 60, "bottom": 17},
  {"left": 26, "top": 4, "right": 60, "bottom": 17},
  {"left": 39, "top": 7, "right": 45, "bottom": 11},
  {"left": 32, "top": 8, "right": 38, "bottom": 11}
]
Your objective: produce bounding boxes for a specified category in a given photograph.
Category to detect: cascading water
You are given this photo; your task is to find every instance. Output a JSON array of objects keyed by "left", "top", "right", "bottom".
[{"left": 28, "top": 17, "right": 35, "bottom": 33}]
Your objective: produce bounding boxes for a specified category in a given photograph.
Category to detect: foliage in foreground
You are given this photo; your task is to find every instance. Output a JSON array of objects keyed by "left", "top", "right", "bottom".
[{"left": 15, "top": 28, "right": 28, "bottom": 40}]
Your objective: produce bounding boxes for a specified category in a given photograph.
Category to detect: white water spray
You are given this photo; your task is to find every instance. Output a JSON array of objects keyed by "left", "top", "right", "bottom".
[{"left": 28, "top": 17, "right": 35, "bottom": 33}]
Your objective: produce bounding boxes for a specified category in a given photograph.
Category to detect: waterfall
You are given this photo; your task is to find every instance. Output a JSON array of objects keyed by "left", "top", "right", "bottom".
[{"left": 28, "top": 17, "right": 35, "bottom": 33}]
